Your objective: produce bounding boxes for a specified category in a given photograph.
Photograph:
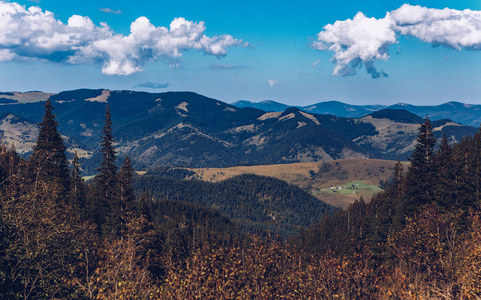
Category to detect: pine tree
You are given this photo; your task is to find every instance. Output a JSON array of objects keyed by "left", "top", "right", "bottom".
[
  {"left": 92, "top": 104, "right": 119, "bottom": 235},
  {"left": 119, "top": 156, "right": 135, "bottom": 212},
  {"left": 7, "top": 144, "right": 20, "bottom": 178},
  {"left": 389, "top": 159, "right": 405, "bottom": 200},
  {"left": 29, "top": 99, "right": 70, "bottom": 199},
  {"left": 405, "top": 116, "right": 437, "bottom": 211},
  {"left": 97, "top": 104, "right": 117, "bottom": 193},
  {"left": 473, "top": 129, "right": 481, "bottom": 207},
  {"left": 0, "top": 143, "right": 8, "bottom": 188},
  {"left": 434, "top": 134, "right": 457, "bottom": 208},
  {"left": 70, "top": 152, "right": 86, "bottom": 216},
  {"left": 453, "top": 137, "right": 476, "bottom": 208},
  {"left": 118, "top": 156, "right": 135, "bottom": 238},
  {"left": 137, "top": 192, "right": 154, "bottom": 222}
]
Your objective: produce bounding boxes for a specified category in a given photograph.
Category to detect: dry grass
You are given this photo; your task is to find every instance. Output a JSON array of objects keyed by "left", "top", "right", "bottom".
[
  {"left": 189, "top": 159, "right": 408, "bottom": 209},
  {"left": 0, "top": 91, "right": 54, "bottom": 103}
]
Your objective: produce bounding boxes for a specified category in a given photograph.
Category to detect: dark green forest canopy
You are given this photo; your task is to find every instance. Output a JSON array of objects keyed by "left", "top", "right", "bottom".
[{"left": 134, "top": 173, "right": 335, "bottom": 237}]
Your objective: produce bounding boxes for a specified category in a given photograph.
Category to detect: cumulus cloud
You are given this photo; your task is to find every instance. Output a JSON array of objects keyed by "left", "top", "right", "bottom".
[
  {"left": 312, "top": 4, "right": 481, "bottom": 78},
  {"left": 135, "top": 81, "right": 169, "bottom": 89},
  {"left": 100, "top": 8, "right": 123, "bottom": 14},
  {"left": 268, "top": 79, "right": 278, "bottom": 87},
  {"left": 0, "top": 1, "right": 245, "bottom": 75}
]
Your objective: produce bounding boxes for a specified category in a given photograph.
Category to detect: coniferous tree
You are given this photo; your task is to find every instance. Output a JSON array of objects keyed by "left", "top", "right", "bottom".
[
  {"left": 92, "top": 104, "right": 119, "bottom": 235},
  {"left": 0, "top": 143, "right": 8, "bottom": 188},
  {"left": 29, "top": 99, "right": 70, "bottom": 199},
  {"left": 7, "top": 144, "right": 20, "bottom": 178},
  {"left": 70, "top": 152, "right": 87, "bottom": 215},
  {"left": 473, "top": 129, "right": 481, "bottom": 207},
  {"left": 137, "top": 191, "right": 154, "bottom": 222},
  {"left": 389, "top": 159, "right": 405, "bottom": 200},
  {"left": 119, "top": 156, "right": 135, "bottom": 212},
  {"left": 405, "top": 116, "right": 437, "bottom": 212},
  {"left": 118, "top": 156, "right": 135, "bottom": 238},
  {"left": 97, "top": 104, "right": 117, "bottom": 194},
  {"left": 455, "top": 137, "right": 477, "bottom": 208},
  {"left": 434, "top": 134, "right": 457, "bottom": 208}
]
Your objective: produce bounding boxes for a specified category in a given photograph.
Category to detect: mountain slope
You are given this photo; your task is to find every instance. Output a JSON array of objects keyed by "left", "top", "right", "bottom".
[
  {"left": 356, "top": 109, "right": 478, "bottom": 160},
  {"left": 0, "top": 112, "right": 39, "bottom": 154},
  {"left": 1, "top": 89, "right": 376, "bottom": 172},
  {"left": 0, "top": 89, "right": 478, "bottom": 174}
]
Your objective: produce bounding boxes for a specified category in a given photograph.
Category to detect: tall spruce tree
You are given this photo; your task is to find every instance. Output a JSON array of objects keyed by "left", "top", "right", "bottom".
[
  {"left": 119, "top": 156, "right": 135, "bottom": 212},
  {"left": 70, "top": 152, "right": 86, "bottom": 216},
  {"left": 434, "top": 134, "right": 458, "bottom": 208},
  {"left": 118, "top": 156, "right": 135, "bottom": 239},
  {"left": 405, "top": 116, "right": 437, "bottom": 211},
  {"left": 93, "top": 104, "right": 119, "bottom": 235},
  {"left": 389, "top": 159, "right": 405, "bottom": 200},
  {"left": 29, "top": 99, "right": 70, "bottom": 199},
  {"left": 473, "top": 129, "right": 481, "bottom": 207},
  {"left": 452, "top": 137, "right": 476, "bottom": 208}
]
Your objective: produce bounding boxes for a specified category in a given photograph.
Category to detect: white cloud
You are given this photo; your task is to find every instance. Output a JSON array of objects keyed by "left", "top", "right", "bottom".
[
  {"left": 0, "top": 1, "right": 245, "bottom": 75},
  {"left": 100, "top": 8, "right": 123, "bottom": 14},
  {"left": 313, "top": 4, "right": 481, "bottom": 78},
  {"left": 312, "top": 59, "right": 321, "bottom": 67},
  {"left": 391, "top": 4, "right": 481, "bottom": 50},
  {"left": 268, "top": 79, "right": 278, "bottom": 87}
]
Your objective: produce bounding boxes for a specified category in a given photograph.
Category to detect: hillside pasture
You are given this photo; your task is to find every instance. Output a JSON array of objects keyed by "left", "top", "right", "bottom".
[{"left": 189, "top": 159, "right": 406, "bottom": 208}]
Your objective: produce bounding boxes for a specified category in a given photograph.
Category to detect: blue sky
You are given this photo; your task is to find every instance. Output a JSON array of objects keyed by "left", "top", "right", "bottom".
[{"left": 1, "top": 0, "right": 480, "bottom": 105}]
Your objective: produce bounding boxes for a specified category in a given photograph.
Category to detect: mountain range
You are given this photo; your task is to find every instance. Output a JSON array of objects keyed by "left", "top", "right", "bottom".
[
  {"left": 0, "top": 89, "right": 478, "bottom": 175},
  {"left": 233, "top": 100, "right": 481, "bottom": 127}
]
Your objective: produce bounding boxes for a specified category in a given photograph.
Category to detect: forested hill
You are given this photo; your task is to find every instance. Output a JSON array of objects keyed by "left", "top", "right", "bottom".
[
  {"left": 369, "top": 109, "right": 423, "bottom": 124},
  {"left": 134, "top": 173, "right": 335, "bottom": 237}
]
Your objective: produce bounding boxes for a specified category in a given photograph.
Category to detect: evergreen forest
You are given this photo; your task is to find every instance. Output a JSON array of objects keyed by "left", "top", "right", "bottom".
[{"left": 1, "top": 101, "right": 481, "bottom": 299}]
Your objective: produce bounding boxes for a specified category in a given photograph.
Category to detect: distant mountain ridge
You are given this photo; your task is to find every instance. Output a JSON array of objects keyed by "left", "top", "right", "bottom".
[
  {"left": 0, "top": 89, "right": 478, "bottom": 175},
  {"left": 232, "top": 100, "right": 481, "bottom": 127},
  {"left": 232, "top": 100, "right": 383, "bottom": 119},
  {"left": 233, "top": 100, "right": 291, "bottom": 112}
]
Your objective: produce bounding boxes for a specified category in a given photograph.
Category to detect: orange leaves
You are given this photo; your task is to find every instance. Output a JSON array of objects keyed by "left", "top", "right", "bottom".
[
  {"left": 458, "top": 215, "right": 481, "bottom": 298},
  {"left": 88, "top": 214, "right": 154, "bottom": 299},
  {"left": 160, "top": 238, "right": 377, "bottom": 299}
]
